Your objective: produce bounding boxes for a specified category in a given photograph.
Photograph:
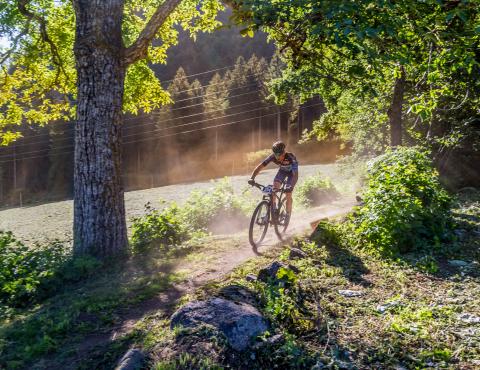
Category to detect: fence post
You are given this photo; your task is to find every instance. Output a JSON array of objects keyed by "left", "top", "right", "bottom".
[{"left": 13, "top": 143, "right": 17, "bottom": 190}]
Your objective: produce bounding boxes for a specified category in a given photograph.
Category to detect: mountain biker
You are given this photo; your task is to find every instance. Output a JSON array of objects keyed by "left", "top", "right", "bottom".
[{"left": 248, "top": 141, "right": 298, "bottom": 222}]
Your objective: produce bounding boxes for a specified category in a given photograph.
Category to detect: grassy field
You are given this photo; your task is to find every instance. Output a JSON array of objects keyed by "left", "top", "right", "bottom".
[{"left": 0, "top": 163, "right": 353, "bottom": 244}]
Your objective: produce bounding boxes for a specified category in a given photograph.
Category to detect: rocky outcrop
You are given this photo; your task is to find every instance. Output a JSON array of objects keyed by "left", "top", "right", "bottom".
[{"left": 170, "top": 297, "right": 268, "bottom": 351}]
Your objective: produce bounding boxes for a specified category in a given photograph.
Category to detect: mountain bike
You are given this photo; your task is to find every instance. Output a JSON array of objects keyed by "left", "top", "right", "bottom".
[{"left": 248, "top": 180, "right": 290, "bottom": 248}]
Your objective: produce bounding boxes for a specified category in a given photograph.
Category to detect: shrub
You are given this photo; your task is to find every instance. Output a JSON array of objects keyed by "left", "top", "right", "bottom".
[
  {"left": 0, "top": 232, "right": 66, "bottom": 307},
  {"left": 294, "top": 172, "right": 339, "bottom": 207},
  {"left": 130, "top": 179, "right": 253, "bottom": 253},
  {"left": 351, "top": 147, "right": 452, "bottom": 256},
  {"left": 154, "top": 353, "right": 223, "bottom": 370},
  {"left": 181, "top": 178, "right": 250, "bottom": 233},
  {"left": 131, "top": 203, "right": 188, "bottom": 254},
  {"left": 0, "top": 231, "right": 100, "bottom": 308},
  {"left": 310, "top": 220, "right": 342, "bottom": 248}
]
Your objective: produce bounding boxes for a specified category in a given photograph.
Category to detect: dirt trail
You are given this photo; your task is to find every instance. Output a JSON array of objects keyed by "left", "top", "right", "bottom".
[{"left": 58, "top": 197, "right": 356, "bottom": 370}]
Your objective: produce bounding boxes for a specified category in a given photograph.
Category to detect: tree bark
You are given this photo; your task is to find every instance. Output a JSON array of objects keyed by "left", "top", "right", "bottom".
[
  {"left": 388, "top": 66, "right": 406, "bottom": 147},
  {"left": 72, "top": 0, "right": 128, "bottom": 259}
]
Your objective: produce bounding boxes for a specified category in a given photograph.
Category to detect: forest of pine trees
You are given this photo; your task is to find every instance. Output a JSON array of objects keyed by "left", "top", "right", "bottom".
[{"left": 0, "top": 55, "right": 329, "bottom": 206}]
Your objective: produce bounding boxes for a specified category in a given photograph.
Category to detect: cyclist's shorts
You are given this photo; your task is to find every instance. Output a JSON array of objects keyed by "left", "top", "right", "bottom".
[{"left": 274, "top": 169, "right": 295, "bottom": 192}]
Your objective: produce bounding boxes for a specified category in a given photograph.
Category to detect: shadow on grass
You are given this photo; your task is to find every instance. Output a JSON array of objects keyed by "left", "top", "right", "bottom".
[
  {"left": 310, "top": 221, "right": 371, "bottom": 287},
  {"left": 391, "top": 195, "right": 480, "bottom": 282},
  {"left": 0, "top": 245, "right": 194, "bottom": 370}
]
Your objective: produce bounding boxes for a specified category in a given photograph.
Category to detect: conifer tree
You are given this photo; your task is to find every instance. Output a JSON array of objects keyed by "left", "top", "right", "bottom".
[{"left": 204, "top": 72, "right": 229, "bottom": 162}]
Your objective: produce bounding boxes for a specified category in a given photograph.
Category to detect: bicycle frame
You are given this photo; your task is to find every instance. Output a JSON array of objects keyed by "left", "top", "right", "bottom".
[
  {"left": 252, "top": 181, "right": 286, "bottom": 223},
  {"left": 249, "top": 180, "right": 290, "bottom": 247}
]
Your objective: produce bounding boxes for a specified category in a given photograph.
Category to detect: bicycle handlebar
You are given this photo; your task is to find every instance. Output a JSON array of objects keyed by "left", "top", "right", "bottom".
[
  {"left": 249, "top": 181, "right": 284, "bottom": 192},
  {"left": 249, "top": 181, "right": 264, "bottom": 190}
]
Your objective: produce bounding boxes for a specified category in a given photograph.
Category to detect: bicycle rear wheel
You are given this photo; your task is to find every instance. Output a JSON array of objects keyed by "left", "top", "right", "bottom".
[
  {"left": 274, "top": 197, "right": 290, "bottom": 241},
  {"left": 249, "top": 200, "right": 270, "bottom": 248}
]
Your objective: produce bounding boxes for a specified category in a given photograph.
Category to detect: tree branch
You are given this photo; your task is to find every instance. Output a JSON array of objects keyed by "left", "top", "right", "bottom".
[
  {"left": 124, "top": 0, "right": 183, "bottom": 66},
  {"left": 0, "top": 22, "right": 31, "bottom": 65},
  {"left": 17, "top": 0, "right": 66, "bottom": 74}
]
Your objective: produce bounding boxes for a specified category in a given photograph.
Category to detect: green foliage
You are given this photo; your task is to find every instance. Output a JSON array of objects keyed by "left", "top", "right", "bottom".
[
  {"left": 310, "top": 220, "right": 342, "bottom": 248},
  {"left": 307, "top": 90, "right": 390, "bottom": 156},
  {"left": 262, "top": 286, "right": 299, "bottom": 329},
  {"left": 130, "top": 178, "right": 253, "bottom": 253},
  {"left": 415, "top": 254, "right": 440, "bottom": 274},
  {"left": 180, "top": 178, "right": 250, "bottom": 232},
  {"left": 255, "top": 277, "right": 313, "bottom": 334},
  {"left": 276, "top": 266, "right": 297, "bottom": 285},
  {"left": 294, "top": 172, "right": 339, "bottom": 208},
  {"left": 254, "top": 332, "right": 316, "bottom": 369},
  {"left": 0, "top": 231, "right": 65, "bottom": 307},
  {"left": 131, "top": 203, "right": 188, "bottom": 254},
  {"left": 0, "top": 231, "right": 100, "bottom": 308},
  {"left": 233, "top": 0, "right": 480, "bottom": 168},
  {"left": 351, "top": 147, "right": 452, "bottom": 256},
  {"left": 388, "top": 305, "right": 455, "bottom": 341},
  {"left": 0, "top": 0, "right": 224, "bottom": 143}
]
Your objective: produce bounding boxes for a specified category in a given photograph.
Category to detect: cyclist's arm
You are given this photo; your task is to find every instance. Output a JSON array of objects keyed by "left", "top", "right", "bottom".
[
  {"left": 251, "top": 154, "right": 274, "bottom": 180},
  {"left": 250, "top": 163, "right": 266, "bottom": 180}
]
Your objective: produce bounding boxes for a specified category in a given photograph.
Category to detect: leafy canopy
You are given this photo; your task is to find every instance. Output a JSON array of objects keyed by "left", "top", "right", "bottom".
[
  {"left": 231, "top": 0, "right": 480, "bottom": 154},
  {"left": 232, "top": 0, "right": 479, "bottom": 106},
  {"left": 0, "top": 0, "right": 223, "bottom": 144}
]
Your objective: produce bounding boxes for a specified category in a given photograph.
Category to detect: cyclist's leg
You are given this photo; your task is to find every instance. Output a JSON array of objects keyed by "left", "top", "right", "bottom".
[
  {"left": 285, "top": 173, "right": 295, "bottom": 215},
  {"left": 273, "top": 170, "right": 287, "bottom": 209}
]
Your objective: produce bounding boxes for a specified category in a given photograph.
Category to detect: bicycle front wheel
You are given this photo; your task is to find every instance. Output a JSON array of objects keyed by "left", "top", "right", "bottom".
[
  {"left": 249, "top": 200, "right": 270, "bottom": 248},
  {"left": 274, "top": 197, "right": 290, "bottom": 241}
]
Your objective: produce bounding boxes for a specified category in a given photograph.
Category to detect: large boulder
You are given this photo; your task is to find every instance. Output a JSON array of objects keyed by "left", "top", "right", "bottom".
[{"left": 170, "top": 297, "right": 268, "bottom": 351}]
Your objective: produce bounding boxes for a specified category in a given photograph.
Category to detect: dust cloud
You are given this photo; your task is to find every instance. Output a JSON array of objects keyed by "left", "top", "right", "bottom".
[{"left": 128, "top": 130, "right": 346, "bottom": 190}]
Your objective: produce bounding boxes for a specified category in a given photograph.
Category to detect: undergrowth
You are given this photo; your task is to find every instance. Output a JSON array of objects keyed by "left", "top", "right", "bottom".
[
  {"left": 0, "top": 231, "right": 100, "bottom": 310},
  {"left": 349, "top": 147, "right": 453, "bottom": 257},
  {"left": 131, "top": 171, "right": 343, "bottom": 254},
  {"left": 143, "top": 162, "right": 478, "bottom": 370},
  {"left": 294, "top": 172, "right": 339, "bottom": 207},
  {"left": 131, "top": 178, "right": 254, "bottom": 253},
  {"left": 131, "top": 203, "right": 189, "bottom": 254},
  {"left": 150, "top": 189, "right": 478, "bottom": 369},
  {"left": 180, "top": 178, "right": 252, "bottom": 232}
]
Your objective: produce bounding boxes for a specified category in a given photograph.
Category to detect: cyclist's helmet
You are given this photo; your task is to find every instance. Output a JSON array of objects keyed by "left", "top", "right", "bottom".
[{"left": 272, "top": 141, "right": 286, "bottom": 156}]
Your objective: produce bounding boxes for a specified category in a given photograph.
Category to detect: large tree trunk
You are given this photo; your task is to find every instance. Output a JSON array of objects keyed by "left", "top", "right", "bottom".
[
  {"left": 72, "top": 0, "right": 128, "bottom": 259},
  {"left": 388, "top": 66, "right": 406, "bottom": 147}
]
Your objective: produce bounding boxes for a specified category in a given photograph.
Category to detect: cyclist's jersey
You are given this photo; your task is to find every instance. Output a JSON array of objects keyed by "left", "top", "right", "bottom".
[{"left": 262, "top": 152, "right": 299, "bottom": 172}]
